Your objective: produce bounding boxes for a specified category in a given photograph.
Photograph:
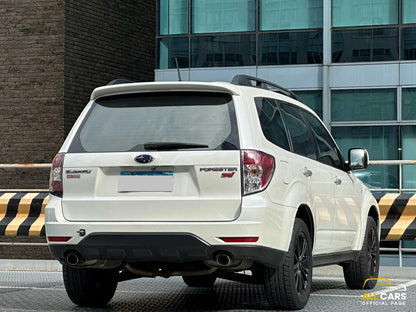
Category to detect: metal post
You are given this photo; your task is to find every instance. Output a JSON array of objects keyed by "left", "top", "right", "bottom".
[{"left": 399, "top": 240, "right": 403, "bottom": 267}]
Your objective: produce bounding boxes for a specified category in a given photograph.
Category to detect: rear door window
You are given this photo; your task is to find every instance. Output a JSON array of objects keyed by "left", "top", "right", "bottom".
[
  {"left": 69, "top": 92, "right": 239, "bottom": 152},
  {"left": 280, "top": 103, "right": 317, "bottom": 160},
  {"left": 302, "top": 111, "right": 345, "bottom": 170}
]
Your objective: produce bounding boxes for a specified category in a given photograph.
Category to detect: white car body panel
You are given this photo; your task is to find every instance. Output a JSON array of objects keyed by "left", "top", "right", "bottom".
[{"left": 45, "top": 79, "right": 380, "bottom": 270}]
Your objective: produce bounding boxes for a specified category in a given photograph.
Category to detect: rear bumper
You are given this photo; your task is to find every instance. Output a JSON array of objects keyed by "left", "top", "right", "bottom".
[{"left": 48, "top": 233, "right": 286, "bottom": 268}]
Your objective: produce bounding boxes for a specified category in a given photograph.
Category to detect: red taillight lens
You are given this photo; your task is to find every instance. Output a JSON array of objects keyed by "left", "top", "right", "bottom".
[
  {"left": 242, "top": 150, "right": 275, "bottom": 195},
  {"left": 220, "top": 237, "right": 259, "bottom": 243},
  {"left": 49, "top": 153, "right": 64, "bottom": 197}
]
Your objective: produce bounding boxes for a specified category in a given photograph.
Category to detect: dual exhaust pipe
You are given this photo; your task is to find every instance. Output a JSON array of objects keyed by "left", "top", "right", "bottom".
[{"left": 65, "top": 251, "right": 238, "bottom": 269}]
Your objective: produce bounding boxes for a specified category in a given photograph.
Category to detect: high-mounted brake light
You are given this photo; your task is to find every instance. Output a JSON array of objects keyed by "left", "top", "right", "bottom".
[
  {"left": 242, "top": 150, "right": 275, "bottom": 195},
  {"left": 49, "top": 153, "right": 65, "bottom": 197}
]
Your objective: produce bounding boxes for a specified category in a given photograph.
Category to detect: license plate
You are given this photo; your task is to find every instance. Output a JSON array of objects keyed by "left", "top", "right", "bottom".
[{"left": 118, "top": 171, "right": 173, "bottom": 192}]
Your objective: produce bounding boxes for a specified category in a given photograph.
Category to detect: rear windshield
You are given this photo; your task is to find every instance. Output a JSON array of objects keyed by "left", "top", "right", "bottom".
[{"left": 68, "top": 92, "right": 239, "bottom": 153}]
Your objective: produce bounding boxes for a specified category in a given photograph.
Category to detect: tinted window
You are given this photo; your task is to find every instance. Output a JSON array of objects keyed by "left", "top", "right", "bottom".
[
  {"left": 302, "top": 111, "right": 343, "bottom": 169},
  {"left": 191, "top": 35, "right": 256, "bottom": 67},
  {"left": 403, "top": 27, "right": 416, "bottom": 61},
  {"left": 280, "top": 104, "right": 317, "bottom": 160},
  {"left": 260, "top": 0, "right": 322, "bottom": 30},
  {"left": 159, "top": 0, "right": 188, "bottom": 35},
  {"left": 255, "top": 97, "right": 290, "bottom": 150},
  {"left": 259, "top": 31, "right": 323, "bottom": 65},
  {"left": 158, "top": 37, "right": 189, "bottom": 69},
  {"left": 331, "top": 89, "right": 396, "bottom": 122},
  {"left": 192, "top": 0, "right": 255, "bottom": 33},
  {"left": 332, "top": 28, "right": 399, "bottom": 63},
  {"left": 69, "top": 92, "right": 239, "bottom": 153}
]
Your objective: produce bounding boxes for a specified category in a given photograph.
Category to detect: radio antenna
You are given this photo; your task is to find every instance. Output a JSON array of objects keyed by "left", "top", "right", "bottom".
[{"left": 174, "top": 57, "right": 182, "bottom": 81}]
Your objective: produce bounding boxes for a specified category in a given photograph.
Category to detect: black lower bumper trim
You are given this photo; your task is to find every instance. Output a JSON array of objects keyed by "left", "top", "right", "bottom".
[{"left": 48, "top": 233, "right": 286, "bottom": 268}]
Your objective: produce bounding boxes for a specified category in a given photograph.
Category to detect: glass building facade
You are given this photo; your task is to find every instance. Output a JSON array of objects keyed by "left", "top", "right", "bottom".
[{"left": 156, "top": 0, "right": 416, "bottom": 192}]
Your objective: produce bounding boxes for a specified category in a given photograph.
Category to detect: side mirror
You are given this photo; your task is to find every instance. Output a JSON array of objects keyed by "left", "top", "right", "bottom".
[{"left": 348, "top": 148, "right": 369, "bottom": 171}]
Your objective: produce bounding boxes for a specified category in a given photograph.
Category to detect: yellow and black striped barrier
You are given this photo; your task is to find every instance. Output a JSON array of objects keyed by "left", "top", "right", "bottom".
[
  {"left": 0, "top": 192, "right": 48, "bottom": 236},
  {"left": 373, "top": 193, "right": 416, "bottom": 241},
  {"left": 0, "top": 192, "right": 416, "bottom": 241}
]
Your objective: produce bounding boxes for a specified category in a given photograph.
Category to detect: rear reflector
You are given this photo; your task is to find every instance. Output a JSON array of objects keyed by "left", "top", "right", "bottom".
[
  {"left": 220, "top": 237, "right": 259, "bottom": 243},
  {"left": 47, "top": 236, "right": 71, "bottom": 242}
]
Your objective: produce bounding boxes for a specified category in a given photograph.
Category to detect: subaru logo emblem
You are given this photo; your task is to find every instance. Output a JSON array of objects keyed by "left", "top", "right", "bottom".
[{"left": 135, "top": 154, "right": 154, "bottom": 164}]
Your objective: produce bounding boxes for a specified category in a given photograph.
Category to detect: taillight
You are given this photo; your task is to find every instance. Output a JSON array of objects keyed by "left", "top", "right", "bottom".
[
  {"left": 242, "top": 150, "right": 275, "bottom": 195},
  {"left": 49, "top": 153, "right": 64, "bottom": 197}
]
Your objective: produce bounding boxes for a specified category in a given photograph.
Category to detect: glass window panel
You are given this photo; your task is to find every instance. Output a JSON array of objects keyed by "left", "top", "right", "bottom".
[
  {"left": 254, "top": 98, "right": 290, "bottom": 150},
  {"left": 403, "top": 88, "right": 416, "bottom": 120},
  {"left": 332, "top": 126, "right": 399, "bottom": 189},
  {"left": 159, "top": 0, "right": 188, "bottom": 35},
  {"left": 295, "top": 90, "right": 323, "bottom": 118},
  {"left": 303, "top": 111, "right": 343, "bottom": 168},
  {"left": 403, "top": 27, "right": 416, "bottom": 60},
  {"left": 331, "top": 89, "right": 396, "bottom": 122},
  {"left": 403, "top": 0, "right": 416, "bottom": 24},
  {"left": 332, "top": 28, "right": 399, "bottom": 63},
  {"left": 402, "top": 126, "right": 416, "bottom": 189},
  {"left": 332, "top": 0, "right": 398, "bottom": 27},
  {"left": 191, "top": 35, "right": 256, "bottom": 68},
  {"left": 259, "top": 31, "right": 323, "bottom": 65},
  {"left": 280, "top": 104, "right": 317, "bottom": 159},
  {"left": 192, "top": 0, "right": 255, "bottom": 34},
  {"left": 260, "top": 0, "right": 322, "bottom": 31},
  {"left": 157, "top": 37, "right": 189, "bottom": 69}
]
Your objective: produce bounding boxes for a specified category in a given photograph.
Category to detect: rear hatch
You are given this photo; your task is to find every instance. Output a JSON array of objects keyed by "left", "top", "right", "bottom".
[{"left": 62, "top": 91, "right": 242, "bottom": 222}]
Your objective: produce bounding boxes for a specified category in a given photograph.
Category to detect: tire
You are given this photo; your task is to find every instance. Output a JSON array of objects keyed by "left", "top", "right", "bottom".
[
  {"left": 182, "top": 273, "right": 217, "bottom": 287},
  {"left": 264, "top": 218, "right": 313, "bottom": 310},
  {"left": 343, "top": 216, "right": 379, "bottom": 289},
  {"left": 63, "top": 264, "right": 118, "bottom": 307}
]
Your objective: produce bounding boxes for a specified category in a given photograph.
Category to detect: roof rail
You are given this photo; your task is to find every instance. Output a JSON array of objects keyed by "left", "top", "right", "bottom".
[
  {"left": 107, "top": 79, "right": 136, "bottom": 85},
  {"left": 231, "top": 75, "right": 299, "bottom": 100}
]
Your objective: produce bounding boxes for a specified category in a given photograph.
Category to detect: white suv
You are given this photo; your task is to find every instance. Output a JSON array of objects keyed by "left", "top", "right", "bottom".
[{"left": 45, "top": 75, "right": 380, "bottom": 310}]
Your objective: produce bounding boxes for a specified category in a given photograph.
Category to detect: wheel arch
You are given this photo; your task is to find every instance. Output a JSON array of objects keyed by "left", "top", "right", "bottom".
[
  {"left": 295, "top": 204, "right": 315, "bottom": 248},
  {"left": 368, "top": 204, "right": 380, "bottom": 239}
]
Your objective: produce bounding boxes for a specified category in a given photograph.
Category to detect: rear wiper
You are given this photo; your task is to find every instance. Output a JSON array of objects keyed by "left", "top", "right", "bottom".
[{"left": 144, "top": 142, "right": 209, "bottom": 151}]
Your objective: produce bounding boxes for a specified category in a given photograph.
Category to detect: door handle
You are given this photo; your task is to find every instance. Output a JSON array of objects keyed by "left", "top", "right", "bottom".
[
  {"left": 334, "top": 178, "right": 342, "bottom": 186},
  {"left": 302, "top": 168, "right": 312, "bottom": 178}
]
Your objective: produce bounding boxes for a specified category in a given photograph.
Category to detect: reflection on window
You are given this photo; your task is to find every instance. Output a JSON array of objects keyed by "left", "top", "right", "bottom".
[
  {"left": 259, "top": 31, "right": 323, "bottom": 65},
  {"left": 332, "top": 28, "right": 399, "bottom": 62},
  {"left": 280, "top": 104, "right": 317, "bottom": 159},
  {"left": 191, "top": 35, "right": 256, "bottom": 68},
  {"left": 403, "top": 0, "right": 416, "bottom": 24},
  {"left": 331, "top": 89, "right": 396, "bottom": 122},
  {"left": 303, "top": 111, "right": 342, "bottom": 168},
  {"left": 332, "top": 0, "right": 398, "bottom": 27},
  {"left": 295, "top": 90, "right": 323, "bottom": 118},
  {"left": 158, "top": 37, "right": 189, "bottom": 69},
  {"left": 192, "top": 0, "right": 255, "bottom": 34},
  {"left": 402, "top": 88, "right": 416, "bottom": 120},
  {"left": 159, "top": 0, "right": 188, "bottom": 35},
  {"left": 255, "top": 98, "right": 290, "bottom": 150},
  {"left": 402, "top": 126, "right": 416, "bottom": 189},
  {"left": 403, "top": 27, "right": 416, "bottom": 60},
  {"left": 332, "top": 126, "right": 398, "bottom": 189},
  {"left": 260, "top": 0, "right": 322, "bottom": 31}
]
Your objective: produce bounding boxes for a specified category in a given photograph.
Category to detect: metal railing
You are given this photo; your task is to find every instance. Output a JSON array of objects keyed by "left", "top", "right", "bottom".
[{"left": 369, "top": 160, "right": 416, "bottom": 193}]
